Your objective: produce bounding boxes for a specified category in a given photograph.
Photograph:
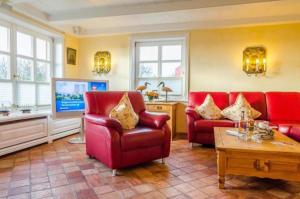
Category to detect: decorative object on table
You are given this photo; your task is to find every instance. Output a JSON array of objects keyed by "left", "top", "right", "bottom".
[
  {"left": 237, "top": 110, "right": 247, "bottom": 134},
  {"left": 20, "top": 109, "right": 31, "bottom": 114},
  {"left": 145, "top": 90, "right": 159, "bottom": 102},
  {"left": 0, "top": 104, "right": 10, "bottom": 116},
  {"left": 93, "top": 51, "right": 111, "bottom": 74},
  {"left": 136, "top": 82, "right": 151, "bottom": 94},
  {"left": 157, "top": 81, "right": 173, "bottom": 102},
  {"left": 243, "top": 46, "right": 267, "bottom": 76},
  {"left": 20, "top": 105, "right": 32, "bottom": 113},
  {"left": 67, "top": 48, "right": 77, "bottom": 65},
  {"left": 252, "top": 121, "right": 275, "bottom": 140},
  {"left": 0, "top": 110, "right": 10, "bottom": 116}
]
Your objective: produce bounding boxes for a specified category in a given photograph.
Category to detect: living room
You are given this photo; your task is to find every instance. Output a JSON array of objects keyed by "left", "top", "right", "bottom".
[{"left": 0, "top": 0, "right": 300, "bottom": 198}]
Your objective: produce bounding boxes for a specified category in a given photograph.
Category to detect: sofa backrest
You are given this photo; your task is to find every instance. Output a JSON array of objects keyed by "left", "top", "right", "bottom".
[
  {"left": 84, "top": 91, "right": 146, "bottom": 116},
  {"left": 229, "top": 92, "right": 268, "bottom": 120},
  {"left": 188, "top": 92, "right": 229, "bottom": 109},
  {"left": 266, "top": 92, "right": 300, "bottom": 122}
]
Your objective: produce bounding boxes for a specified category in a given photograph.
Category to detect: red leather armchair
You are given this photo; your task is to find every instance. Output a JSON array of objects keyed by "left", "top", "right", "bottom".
[{"left": 84, "top": 91, "right": 171, "bottom": 175}]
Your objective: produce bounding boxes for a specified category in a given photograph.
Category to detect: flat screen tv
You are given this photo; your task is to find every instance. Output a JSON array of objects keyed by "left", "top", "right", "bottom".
[{"left": 52, "top": 78, "right": 108, "bottom": 119}]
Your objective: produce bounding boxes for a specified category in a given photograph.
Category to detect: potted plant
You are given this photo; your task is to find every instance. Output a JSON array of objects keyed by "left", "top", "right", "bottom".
[{"left": 145, "top": 91, "right": 159, "bottom": 102}]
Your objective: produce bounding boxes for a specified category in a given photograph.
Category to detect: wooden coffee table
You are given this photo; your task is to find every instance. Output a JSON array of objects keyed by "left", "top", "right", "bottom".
[{"left": 214, "top": 127, "right": 300, "bottom": 189}]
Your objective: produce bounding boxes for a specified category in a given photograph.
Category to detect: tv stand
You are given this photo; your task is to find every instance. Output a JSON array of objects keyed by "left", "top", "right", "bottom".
[{"left": 68, "top": 116, "right": 85, "bottom": 144}]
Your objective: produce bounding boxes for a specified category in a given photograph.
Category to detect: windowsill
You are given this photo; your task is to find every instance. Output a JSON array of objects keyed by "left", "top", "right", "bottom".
[
  {"left": 0, "top": 110, "right": 51, "bottom": 123},
  {"left": 145, "top": 100, "right": 187, "bottom": 104}
]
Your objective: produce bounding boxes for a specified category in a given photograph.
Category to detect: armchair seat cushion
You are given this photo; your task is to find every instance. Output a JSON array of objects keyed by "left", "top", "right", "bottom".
[
  {"left": 121, "top": 127, "right": 164, "bottom": 151},
  {"left": 270, "top": 120, "right": 300, "bottom": 135},
  {"left": 194, "top": 120, "right": 235, "bottom": 132}
]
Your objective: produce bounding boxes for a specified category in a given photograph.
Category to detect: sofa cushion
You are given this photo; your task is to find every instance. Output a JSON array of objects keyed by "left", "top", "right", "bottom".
[
  {"left": 121, "top": 127, "right": 164, "bottom": 151},
  {"left": 221, "top": 93, "right": 261, "bottom": 121},
  {"left": 109, "top": 93, "right": 139, "bottom": 130},
  {"left": 194, "top": 120, "right": 235, "bottom": 132},
  {"left": 188, "top": 92, "right": 229, "bottom": 110},
  {"left": 266, "top": 92, "right": 300, "bottom": 122},
  {"left": 229, "top": 92, "right": 267, "bottom": 120},
  {"left": 195, "top": 94, "right": 222, "bottom": 120}
]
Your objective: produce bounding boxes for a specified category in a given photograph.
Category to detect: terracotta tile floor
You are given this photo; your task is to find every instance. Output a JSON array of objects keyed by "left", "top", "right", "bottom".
[{"left": 0, "top": 136, "right": 300, "bottom": 199}]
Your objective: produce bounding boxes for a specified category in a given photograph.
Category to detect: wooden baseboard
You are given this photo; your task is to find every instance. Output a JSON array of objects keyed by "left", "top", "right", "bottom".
[
  {"left": 0, "top": 137, "right": 49, "bottom": 156},
  {"left": 50, "top": 129, "right": 80, "bottom": 142}
]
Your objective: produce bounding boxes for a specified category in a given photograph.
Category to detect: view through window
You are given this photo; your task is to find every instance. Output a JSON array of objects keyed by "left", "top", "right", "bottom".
[
  {"left": 0, "top": 21, "right": 62, "bottom": 108},
  {"left": 134, "top": 38, "right": 187, "bottom": 100}
]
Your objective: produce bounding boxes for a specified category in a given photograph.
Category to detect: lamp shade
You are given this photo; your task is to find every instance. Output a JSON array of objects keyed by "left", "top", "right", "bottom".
[
  {"left": 243, "top": 46, "right": 266, "bottom": 76},
  {"left": 93, "top": 51, "right": 111, "bottom": 74}
]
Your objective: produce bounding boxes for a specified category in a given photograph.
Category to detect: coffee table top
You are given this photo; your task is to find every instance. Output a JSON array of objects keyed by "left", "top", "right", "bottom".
[{"left": 214, "top": 127, "right": 300, "bottom": 155}]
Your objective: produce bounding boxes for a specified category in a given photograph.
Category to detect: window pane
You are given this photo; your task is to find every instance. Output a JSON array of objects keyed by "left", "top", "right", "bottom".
[
  {"left": 139, "top": 63, "right": 158, "bottom": 78},
  {"left": 54, "top": 41, "right": 63, "bottom": 77},
  {"left": 17, "top": 83, "right": 36, "bottom": 106},
  {"left": 17, "top": 32, "right": 33, "bottom": 57},
  {"left": 162, "top": 45, "right": 181, "bottom": 60},
  {"left": 37, "top": 84, "right": 51, "bottom": 105},
  {"left": 0, "top": 82, "right": 13, "bottom": 106},
  {"left": 160, "top": 79, "right": 182, "bottom": 95},
  {"left": 36, "top": 61, "right": 50, "bottom": 82},
  {"left": 17, "top": 57, "right": 34, "bottom": 81},
  {"left": 139, "top": 46, "right": 158, "bottom": 61},
  {"left": 0, "top": 26, "right": 9, "bottom": 52},
  {"left": 36, "top": 38, "right": 50, "bottom": 60},
  {"left": 136, "top": 79, "right": 158, "bottom": 92},
  {"left": 0, "top": 54, "right": 10, "bottom": 80},
  {"left": 162, "top": 62, "right": 182, "bottom": 77}
]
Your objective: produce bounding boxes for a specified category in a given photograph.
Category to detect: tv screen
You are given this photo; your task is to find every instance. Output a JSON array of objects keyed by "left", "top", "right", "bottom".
[{"left": 52, "top": 78, "right": 108, "bottom": 118}]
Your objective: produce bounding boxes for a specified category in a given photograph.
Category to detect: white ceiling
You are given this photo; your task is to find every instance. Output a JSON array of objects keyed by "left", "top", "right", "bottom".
[{"left": 3, "top": 0, "right": 300, "bottom": 36}]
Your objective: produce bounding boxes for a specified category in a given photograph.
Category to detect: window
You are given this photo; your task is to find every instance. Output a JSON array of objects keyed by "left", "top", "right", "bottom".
[
  {"left": 133, "top": 37, "right": 188, "bottom": 100},
  {"left": 0, "top": 21, "right": 62, "bottom": 108},
  {"left": 0, "top": 24, "right": 12, "bottom": 107}
]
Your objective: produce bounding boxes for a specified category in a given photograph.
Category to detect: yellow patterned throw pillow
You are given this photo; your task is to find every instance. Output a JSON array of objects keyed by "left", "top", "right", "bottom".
[
  {"left": 221, "top": 93, "right": 261, "bottom": 121},
  {"left": 109, "top": 93, "right": 139, "bottom": 130},
  {"left": 195, "top": 94, "right": 222, "bottom": 120}
]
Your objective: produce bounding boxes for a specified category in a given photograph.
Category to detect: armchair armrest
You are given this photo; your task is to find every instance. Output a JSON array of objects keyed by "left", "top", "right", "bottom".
[
  {"left": 185, "top": 106, "right": 200, "bottom": 120},
  {"left": 139, "top": 111, "right": 170, "bottom": 129},
  {"left": 85, "top": 114, "right": 123, "bottom": 133}
]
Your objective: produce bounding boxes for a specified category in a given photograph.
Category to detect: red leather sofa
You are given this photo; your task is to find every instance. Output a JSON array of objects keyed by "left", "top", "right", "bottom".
[
  {"left": 84, "top": 91, "right": 171, "bottom": 175},
  {"left": 186, "top": 92, "right": 300, "bottom": 145}
]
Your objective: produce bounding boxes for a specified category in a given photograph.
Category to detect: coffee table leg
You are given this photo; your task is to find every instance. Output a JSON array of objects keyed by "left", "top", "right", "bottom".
[{"left": 217, "top": 150, "right": 226, "bottom": 189}]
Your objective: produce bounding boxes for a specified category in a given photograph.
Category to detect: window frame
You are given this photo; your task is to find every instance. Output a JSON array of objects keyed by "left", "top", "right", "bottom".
[
  {"left": 130, "top": 34, "right": 189, "bottom": 101},
  {"left": 0, "top": 20, "right": 56, "bottom": 108}
]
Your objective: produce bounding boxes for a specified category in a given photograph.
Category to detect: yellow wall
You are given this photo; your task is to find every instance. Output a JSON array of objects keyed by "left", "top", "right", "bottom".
[
  {"left": 189, "top": 23, "right": 300, "bottom": 92},
  {"left": 67, "top": 23, "right": 300, "bottom": 92},
  {"left": 78, "top": 35, "right": 130, "bottom": 90},
  {"left": 64, "top": 34, "right": 80, "bottom": 78}
]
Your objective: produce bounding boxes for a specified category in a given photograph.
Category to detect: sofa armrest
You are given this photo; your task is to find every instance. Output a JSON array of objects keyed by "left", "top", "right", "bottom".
[
  {"left": 85, "top": 114, "right": 123, "bottom": 133},
  {"left": 185, "top": 106, "right": 200, "bottom": 120},
  {"left": 139, "top": 111, "right": 170, "bottom": 129}
]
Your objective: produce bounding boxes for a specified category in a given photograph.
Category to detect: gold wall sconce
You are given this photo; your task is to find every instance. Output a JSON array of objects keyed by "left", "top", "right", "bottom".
[
  {"left": 93, "top": 51, "right": 111, "bottom": 75},
  {"left": 243, "top": 46, "right": 266, "bottom": 76}
]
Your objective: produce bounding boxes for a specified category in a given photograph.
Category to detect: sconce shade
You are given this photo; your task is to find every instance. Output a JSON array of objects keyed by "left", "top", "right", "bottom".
[
  {"left": 93, "top": 51, "right": 111, "bottom": 74},
  {"left": 243, "top": 46, "right": 266, "bottom": 76}
]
